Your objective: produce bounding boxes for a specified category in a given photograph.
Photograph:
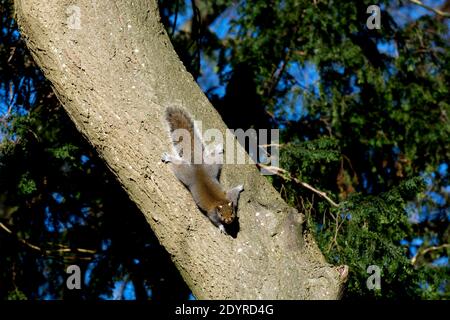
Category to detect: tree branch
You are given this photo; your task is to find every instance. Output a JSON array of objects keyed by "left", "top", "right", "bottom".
[
  {"left": 408, "top": 0, "right": 450, "bottom": 18},
  {"left": 0, "top": 222, "right": 96, "bottom": 255},
  {"left": 257, "top": 164, "right": 340, "bottom": 207},
  {"left": 411, "top": 243, "right": 450, "bottom": 265}
]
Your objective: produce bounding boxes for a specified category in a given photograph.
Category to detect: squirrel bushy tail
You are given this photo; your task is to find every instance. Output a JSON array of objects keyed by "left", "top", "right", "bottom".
[
  {"left": 162, "top": 106, "right": 244, "bottom": 235},
  {"left": 165, "top": 107, "right": 203, "bottom": 163}
]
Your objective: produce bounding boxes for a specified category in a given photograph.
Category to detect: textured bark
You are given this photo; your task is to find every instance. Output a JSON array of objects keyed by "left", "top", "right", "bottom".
[{"left": 14, "top": 0, "right": 347, "bottom": 299}]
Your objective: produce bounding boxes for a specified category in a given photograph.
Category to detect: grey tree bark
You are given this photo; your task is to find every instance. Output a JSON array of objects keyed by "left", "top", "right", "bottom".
[{"left": 14, "top": 0, "right": 347, "bottom": 299}]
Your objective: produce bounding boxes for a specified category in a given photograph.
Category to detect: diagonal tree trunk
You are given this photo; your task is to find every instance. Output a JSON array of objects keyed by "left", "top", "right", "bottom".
[{"left": 14, "top": 0, "right": 347, "bottom": 299}]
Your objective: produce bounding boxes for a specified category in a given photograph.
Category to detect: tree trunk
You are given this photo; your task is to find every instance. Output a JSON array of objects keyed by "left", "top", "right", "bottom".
[{"left": 14, "top": 0, "right": 347, "bottom": 299}]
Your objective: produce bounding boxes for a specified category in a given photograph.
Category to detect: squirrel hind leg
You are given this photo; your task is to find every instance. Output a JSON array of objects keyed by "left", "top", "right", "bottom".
[
  {"left": 203, "top": 143, "right": 223, "bottom": 179},
  {"left": 206, "top": 143, "right": 223, "bottom": 156},
  {"left": 162, "top": 152, "right": 194, "bottom": 186},
  {"left": 203, "top": 163, "right": 221, "bottom": 180},
  {"left": 227, "top": 184, "right": 244, "bottom": 207},
  {"left": 172, "top": 164, "right": 195, "bottom": 186},
  {"left": 161, "top": 152, "right": 189, "bottom": 164}
]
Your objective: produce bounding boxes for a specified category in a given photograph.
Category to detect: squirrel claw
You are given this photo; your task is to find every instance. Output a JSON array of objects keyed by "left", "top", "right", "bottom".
[
  {"left": 215, "top": 143, "right": 224, "bottom": 154},
  {"left": 161, "top": 152, "right": 171, "bottom": 163},
  {"left": 218, "top": 224, "right": 227, "bottom": 234}
]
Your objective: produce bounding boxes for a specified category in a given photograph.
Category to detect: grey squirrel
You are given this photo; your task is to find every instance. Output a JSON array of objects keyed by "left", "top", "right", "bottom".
[{"left": 161, "top": 107, "right": 244, "bottom": 234}]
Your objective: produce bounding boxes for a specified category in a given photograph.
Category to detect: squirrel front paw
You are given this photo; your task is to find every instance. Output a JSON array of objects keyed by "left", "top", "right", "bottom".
[
  {"left": 161, "top": 152, "right": 171, "bottom": 163},
  {"left": 214, "top": 143, "right": 224, "bottom": 155},
  {"left": 218, "top": 224, "right": 227, "bottom": 234}
]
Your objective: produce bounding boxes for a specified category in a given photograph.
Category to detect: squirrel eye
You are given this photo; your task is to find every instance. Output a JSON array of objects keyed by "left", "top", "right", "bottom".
[
  {"left": 228, "top": 202, "right": 232, "bottom": 206},
  {"left": 218, "top": 205, "right": 222, "bottom": 209}
]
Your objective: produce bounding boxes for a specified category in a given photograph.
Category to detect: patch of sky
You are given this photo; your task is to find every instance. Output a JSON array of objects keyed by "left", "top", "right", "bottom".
[
  {"left": 426, "top": 191, "right": 446, "bottom": 206},
  {"left": 340, "top": 212, "right": 352, "bottom": 220},
  {"left": 390, "top": 0, "right": 446, "bottom": 27},
  {"left": 196, "top": 6, "right": 240, "bottom": 98},
  {"left": 413, "top": 163, "right": 450, "bottom": 222},
  {"left": 384, "top": 63, "right": 398, "bottom": 80},
  {"left": 429, "top": 208, "right": 446, "bottom": 221},
  {"left": 428, "top": 236, "right": 439, "bottom": 246},
  {"left": 419, "top": 281, "right": 430, "bottom": 290},
  {"left": 44, "top": 206, "right": 64, "bottom": 233},
  {"left": 209, "top": 6, "right": 239, "bottom": 40},
  {"left": 437, "top": 163, "right": 448, "bottom": 176},
  {"left": 145, "top": 285, "right": 153, "bottom": 299},
  {"left": 168, "top": 1, "right": 192, "bottom": 36},
  {"left": 406, "top": 202, "right": 421, "bottom": 224},
  {"left": 0, "top": 101, "right": 7, "bottom": 116},
  {"left": 197, "top": 51, "right": 226, "bottom": 98},
  {"left": 188, "top": 293, "right": 196, "bottom": 300},
  {"left": 392, "top": 145, "right": 401, "bottom": 155},
  {"left": 415, "top": 204, "right": 447, "bottom": 223},
  {"left": 80, "top": 154, "right": 90, "bottom": 165},
  {"left": 100, "top": 279, "right": 136, "bottom": 300},
  {"left": 38, "top": 283, "right": 54, "bottom": 300},
  {"left": 419, "top": 204, "right": 430, "bottom": 222},
  {"left": 331, "top": 63, "right": 345, "bottom": 75},
  {"left": 51, "top": 192, "right": 64, "bottom": 204},
  {"left": 361, "top": 172, "right": 369, "bottom": 190},
  {"left": 0, "top": 85, "right": 15, "bottom": 115},
  {"left": 80, "top": 206, "right": 90, "bottom": 218},
  {"left": 274, "top": 87, "right": 304, "bottom": 122},
  {"left": 400, "top": 239, "right": 409, "bottom": 246},
  {"left": 38, "top": 261, "right": 64, "bottom": 299},
  {"left": 119, "top": 281, "right": 136, "bottom": 300},
  {"left": 409, "top": 245, "right": 418, "bottom": 257},
  {"left": 209, "top": 5, "right": 241, "bottom": 40},
  {"left": 2, "top": 23, "right": 21, "bottom": 40},
  {"left": 65, "top": 213, "right": 85, "bottom": 228},
  {"left": 84, "top": 263, "right": 93, "bottom": 286},
  {"left": 432, "top": 256, "right": 448, "bottom": 267},
  {"left": 289, "top": 61, "right": 320, "bottom": 97},
  {"left": 377, "top": 40, "right": 398, "bottom": 59},
  {"left": 0, "top": 77, "right": 33, "bottom": 118},
  {"left": 46, "top": 206, "right": 87, "bottom": 229},
  {"left": 422, "top": 172, "right": 434, "bottom": 187},
  {"left": 411, "top": 237, "right": 424, "bottom": 246},
  {"left": 101, "top": 239, "right": 111, "bottom": 251},
  {"left": 438, "top": 280, "right": 449, "bottom": 293},
  {"left": 273, "top": 61, "right": 320, "bottom": 122},
  {"left": 349, "top": 75, "right": 361, "bottom": 95}
]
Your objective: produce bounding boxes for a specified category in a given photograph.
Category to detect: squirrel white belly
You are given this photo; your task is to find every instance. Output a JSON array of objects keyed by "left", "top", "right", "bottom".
[{"left": 161, "top": 107, "right": 244, "bottom": 234}]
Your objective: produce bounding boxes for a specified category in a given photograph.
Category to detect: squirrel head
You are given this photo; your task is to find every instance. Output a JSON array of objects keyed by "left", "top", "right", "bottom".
[{"left": 216, "top": 201, "right": 235, "bottom": 224}]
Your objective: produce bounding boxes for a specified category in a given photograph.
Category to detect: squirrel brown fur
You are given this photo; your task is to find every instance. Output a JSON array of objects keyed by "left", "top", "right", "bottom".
[{"left": 162, "top": 106, "right": 244, "bottom": 234}]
